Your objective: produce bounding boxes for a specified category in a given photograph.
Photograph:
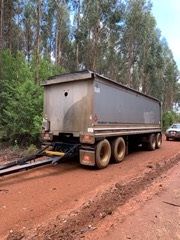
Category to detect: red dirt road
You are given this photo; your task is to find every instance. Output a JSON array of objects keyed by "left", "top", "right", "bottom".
[
  {"left": 0, "top": 138, "right": 180, "bottom": 239},
  {"left": 95, "top": 162, "right": 180, "bottom": 240}
]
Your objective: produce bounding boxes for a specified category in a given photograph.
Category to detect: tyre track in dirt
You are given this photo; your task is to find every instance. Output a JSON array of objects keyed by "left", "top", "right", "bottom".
[{"left": 7, "top": 149, "right": 180, "bottom": 240}]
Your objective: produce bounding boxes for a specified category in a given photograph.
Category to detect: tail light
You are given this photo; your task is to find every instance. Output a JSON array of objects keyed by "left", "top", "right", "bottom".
[
  {"left": 80, "top": 149, "right": 95, "bottom": 166},
  {"left": 80, "top": 133, "right": 95, "bottom": 144}
]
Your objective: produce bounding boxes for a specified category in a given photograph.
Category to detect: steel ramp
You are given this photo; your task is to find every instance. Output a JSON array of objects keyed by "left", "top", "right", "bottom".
[
  {"left": 0, "top": 157, "right": 61, "bottom": 177},
  {"left": 0, "top": 142, "right": 80, "bottom": 177}
]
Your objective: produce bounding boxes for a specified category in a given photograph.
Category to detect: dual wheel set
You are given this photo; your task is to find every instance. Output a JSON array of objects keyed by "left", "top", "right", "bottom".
[{"left": 94, "top": 133, "right": 162, "bottom": 169}]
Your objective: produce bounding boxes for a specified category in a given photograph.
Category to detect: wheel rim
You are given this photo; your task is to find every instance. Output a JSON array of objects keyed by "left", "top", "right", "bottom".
[
  {"left": 117, "top": 141, "right": 125, "bottom": 159},
  {"left": 112, "top": 137, "right": 125, "bottom": 162},
  {"left": 100, "top": 144, "right": 109, "bottom": 163},
  {"left": 152, "top": 138, "right": 156, "bottom": 149},
  {"left": 157, "top": 134, "right": 162, "bottom": 147},
  {"left": 96, "top": 140, "right": 111, "bottom": 168},
  {"left": 157, "top": 138, "right": 161, "bottom": 146}
]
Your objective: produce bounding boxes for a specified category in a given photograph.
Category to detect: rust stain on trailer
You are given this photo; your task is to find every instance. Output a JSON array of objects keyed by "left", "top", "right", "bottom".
[{"left": 63, "top": 95, "right": 92, "bottom": 133}]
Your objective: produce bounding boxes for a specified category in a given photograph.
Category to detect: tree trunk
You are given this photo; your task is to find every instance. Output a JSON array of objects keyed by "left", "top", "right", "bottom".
[
  {"left": 0, "top": 0, "right": 3, "bottom": 80},
  {"left": 127, "top": 42, "right": 133, "bottom": 87},
  {"left": 92, "top": 1, "right": 100, "bottom": 71},
  {"left": 55, "top": 2, "right": 64, "bottom": 66},
  {"left": 35, "top": 0, "right": 41, "bottom": 84},
  {"left": 56, "top": 30, "right": 62, "bottom": 65},
  {"left": 76, "top": 0, "right": 80, "bottom": 70},
  {"left": 27, "top": 25, "right": 31, "bottom": 62},
  {"left": 0, "top": 0, "right": 3, "bottom": 51},
  {"left": 7, "top": 0, "right": 13, "bottom": 51}
]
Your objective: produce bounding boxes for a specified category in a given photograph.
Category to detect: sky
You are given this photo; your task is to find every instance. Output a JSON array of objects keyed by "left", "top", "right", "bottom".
[{"left": 152, "top": 0, "right": 180, "bottom": 70}]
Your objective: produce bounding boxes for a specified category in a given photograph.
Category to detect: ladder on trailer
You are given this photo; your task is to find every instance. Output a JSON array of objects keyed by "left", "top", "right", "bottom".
[{"left": 0, "top": 142, "right": 80, "bottom": 177}]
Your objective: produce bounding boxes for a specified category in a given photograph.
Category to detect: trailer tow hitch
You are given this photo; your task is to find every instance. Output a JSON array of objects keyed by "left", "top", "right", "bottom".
[{"left": 0, "top": 143, "right": 80, "bottom": 177}]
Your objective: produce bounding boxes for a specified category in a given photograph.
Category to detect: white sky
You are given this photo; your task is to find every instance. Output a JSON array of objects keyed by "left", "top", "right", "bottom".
[{"left": 152, "top": 0, "right": 180, "bottom": 70}]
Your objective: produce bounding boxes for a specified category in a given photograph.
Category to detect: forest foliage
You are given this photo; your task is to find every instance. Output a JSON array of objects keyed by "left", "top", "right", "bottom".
[{"left": 0, "top": 0, "right": 179, "bottom": 144}]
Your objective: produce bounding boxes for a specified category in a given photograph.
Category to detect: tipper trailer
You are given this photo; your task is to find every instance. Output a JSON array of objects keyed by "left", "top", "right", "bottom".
[
  {"left": 41, "top": 70, "right": 162, "bottom": 168},
  {"left": 0, "top": 70, "right": 162, "bottom": 176}
]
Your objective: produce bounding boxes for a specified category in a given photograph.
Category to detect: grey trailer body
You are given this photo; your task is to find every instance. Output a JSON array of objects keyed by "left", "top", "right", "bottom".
[
  {"left": 42, "top": 70, "right": 162, "bottom": 168},
  {"left": 43, "top": 70, "right": 161, "bottom": 137},
  {"left": 92, "top": 77, "right": 161, "bottom": 137}
]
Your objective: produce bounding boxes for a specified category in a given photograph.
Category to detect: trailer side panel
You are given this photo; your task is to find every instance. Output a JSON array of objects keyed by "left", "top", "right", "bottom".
[{"left": 93, "top": 77, "right": 161, "bottom": 127}]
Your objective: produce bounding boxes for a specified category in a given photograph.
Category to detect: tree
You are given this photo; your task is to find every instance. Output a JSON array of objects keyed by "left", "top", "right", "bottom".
[
  {"left": 120, "top": 0, "right": 153, "bottom": 88},
  {"left": 0, "top": 0, "right": 179, "bottom": 144},
  {"left": 161, "top": 41, "right": 179, "bottom": 111}
]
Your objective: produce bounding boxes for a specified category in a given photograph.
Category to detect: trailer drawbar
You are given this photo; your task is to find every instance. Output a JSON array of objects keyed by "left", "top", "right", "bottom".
[{"left": 0, "top": 142, "right": 80, "bottom": 177}]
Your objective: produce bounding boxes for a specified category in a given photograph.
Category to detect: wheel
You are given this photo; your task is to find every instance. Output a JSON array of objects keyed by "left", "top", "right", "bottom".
[
  {"left": 111, "top": 137, "right": 126, "bottom": 163},
  {"left": 95, "top": 139, "right": 111, "bottom": 169},
  {"left": 166, "top": 136, "right": 169, "bottom": 141},
  {"left": 147, "top": 134, "right": 156, "bottom": 151},
  {"left": 156, "top": 133, "right": 162, "bottom": 149}
]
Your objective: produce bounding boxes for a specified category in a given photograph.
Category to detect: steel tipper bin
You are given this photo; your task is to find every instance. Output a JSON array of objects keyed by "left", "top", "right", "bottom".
[{"left": 42, "top": 70, "right": 162, "bottom": 169}]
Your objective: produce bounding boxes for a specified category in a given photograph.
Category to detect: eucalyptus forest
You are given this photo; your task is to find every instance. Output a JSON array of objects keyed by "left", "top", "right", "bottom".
[{"left": 0, "top": 0, "right": 179, "bottom": 143}]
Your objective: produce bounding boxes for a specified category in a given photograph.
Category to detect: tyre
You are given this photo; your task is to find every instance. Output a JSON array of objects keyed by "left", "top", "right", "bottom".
[
  {"left": 111, "top": 137, "right": 126, "bottom": 163},
  {"left": 147, "top": 134, "right": 156, "bottom": 151},
  {"left": 95, "top": 139, "right": 111, "bottom": 169},
  {"left": 156, "top": 133, "right": 162, "bottom": 149}
]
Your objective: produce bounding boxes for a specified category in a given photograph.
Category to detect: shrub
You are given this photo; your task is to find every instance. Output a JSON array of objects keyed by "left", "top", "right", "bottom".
[
  {"left": 0, "top": 50, "right": 64, "bottom": 146},
  {"left": 162, "top": 111, "right": 180, "bottom": 131},
  {"left": 3, "top": 80, "right": 43, "bottom": 145}
]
